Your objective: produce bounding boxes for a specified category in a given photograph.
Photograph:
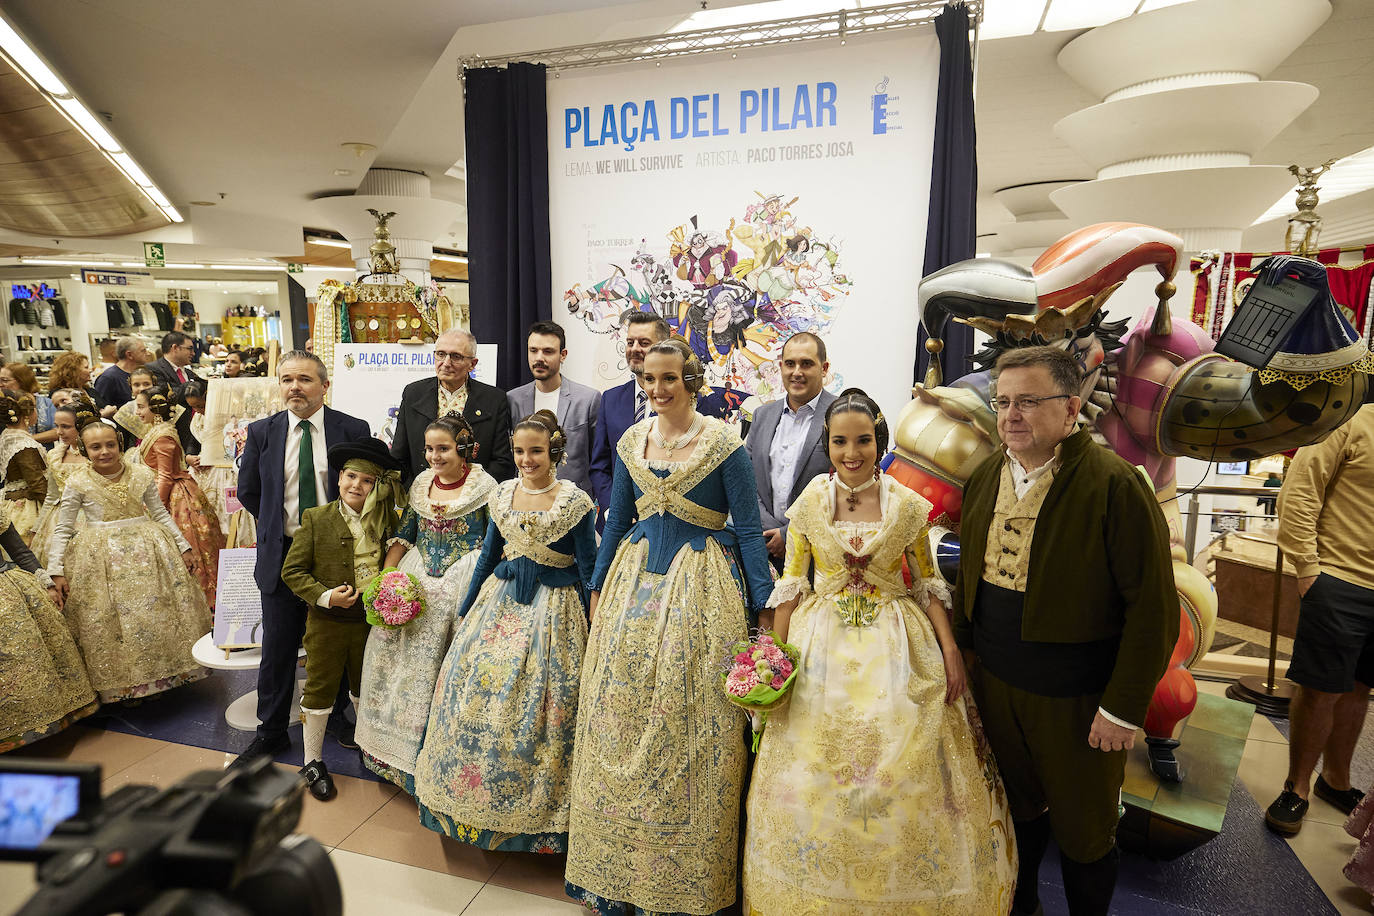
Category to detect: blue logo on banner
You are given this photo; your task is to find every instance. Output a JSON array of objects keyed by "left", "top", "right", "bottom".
[{"left": 871, "top": 76, "right": 896, "bottom": 135}]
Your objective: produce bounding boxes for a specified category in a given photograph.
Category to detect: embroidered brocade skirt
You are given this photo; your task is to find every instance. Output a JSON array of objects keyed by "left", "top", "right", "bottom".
[
  {"left": 412, "top": 574, "right": 587, "bottom": 852},
  {"left": 565, "top": 537, "right": 750, "bottom": 916},
  {"left": 742, "top": 592, "right": 1017, "bottom": 915},
  {"left": 0, "top": 567, "right": 98, "bottom": 751},
  {"left": 61, "top": 518, "right": 211, "bottom": 702},
  {"left": 356, "top": 547, "right": 476, "bottom": 786},
  {"left": 166, "top": 477, "right": 225, "bottom": 610}
]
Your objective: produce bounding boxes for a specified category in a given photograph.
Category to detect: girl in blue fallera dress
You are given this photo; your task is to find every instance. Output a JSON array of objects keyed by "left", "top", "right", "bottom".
[
  {"left": 412, "top": 410, "right": 597, "bottom": 851},
  {"left": 354, "top": 412, "right": 496, "bottom": 789},
  {"left": 565, "top": 338, "right": 774, "bottom": 916}
]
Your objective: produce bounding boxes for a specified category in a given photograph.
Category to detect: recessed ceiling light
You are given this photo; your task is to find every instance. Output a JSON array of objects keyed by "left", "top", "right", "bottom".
[
  {"left": 306, "top": 236, "right": 352, "bottom": 249},
  {"left": 340, "top": 142, "right": 376, "bottom": 158},
  {"left": 189, "top": 200, "right": 216, "bottom": 207},
  {"left": 333, "top": 168, "right": 353, "bottom": 177}
]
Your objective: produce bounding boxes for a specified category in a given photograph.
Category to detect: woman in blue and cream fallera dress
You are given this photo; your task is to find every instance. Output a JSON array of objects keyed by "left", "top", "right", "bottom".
[
  {"left": 412, "top": 475, "right": 596, "bottom": 850},
  {"left": 564, "top": 341, "right": 773, "bottom": 916}
]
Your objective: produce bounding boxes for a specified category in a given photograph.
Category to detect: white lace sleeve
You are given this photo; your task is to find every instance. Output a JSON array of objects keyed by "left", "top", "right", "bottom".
[
  {"left": 912, "top": 575, "right": 953, "bottom": 610},
  {"left": 765, "top": 576, "right": 812, "bottom": 608}
]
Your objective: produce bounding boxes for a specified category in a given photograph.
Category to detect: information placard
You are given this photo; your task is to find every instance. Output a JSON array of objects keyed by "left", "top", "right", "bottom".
[
  {"left": 330, "top": 343, "right": 497, "bottom": 445},
  {"left": 212, "top": 548, "right": 265, "bottom": 648}
]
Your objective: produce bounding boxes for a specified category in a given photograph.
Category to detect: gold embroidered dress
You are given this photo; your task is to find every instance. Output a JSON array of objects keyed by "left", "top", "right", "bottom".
[
  {"left": 0, "top": 503, "right": 98, "bottom": 752},
  {"left": 566, "top": 417, "right": 775, "bottom": 916},
  {"left": 1, "top": 427, "right": 47, "bottom": 542},
  {"left": 742, "top": 475, "right": 1016, "bottom": 915},
  {"left": 48, "top": 462, "right": 212, "bottom": 702},
  {"left": 356, "top": 466, "right": 496, "bottom": 788},
  {"left": 412, "top": 479, "right": 596, "bottom": 851},
  {"left": 29, "top": 443, "right": 88, "bottom": 566}
]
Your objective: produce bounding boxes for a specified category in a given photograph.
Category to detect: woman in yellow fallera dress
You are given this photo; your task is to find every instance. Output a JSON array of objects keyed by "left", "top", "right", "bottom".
[{"left": 742, "top": 389, "right": 1016, "bottom": 916}]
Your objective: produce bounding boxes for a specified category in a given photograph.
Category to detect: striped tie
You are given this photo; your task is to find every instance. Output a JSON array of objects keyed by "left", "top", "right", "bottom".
[{"left": 634, "top": 389, "right": 646, "bottom": 424}]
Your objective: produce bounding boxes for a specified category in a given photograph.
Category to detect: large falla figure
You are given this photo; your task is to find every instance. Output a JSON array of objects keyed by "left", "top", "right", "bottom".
[{"left": 889, "top": 222, "right": 1373, "bottom": 782}]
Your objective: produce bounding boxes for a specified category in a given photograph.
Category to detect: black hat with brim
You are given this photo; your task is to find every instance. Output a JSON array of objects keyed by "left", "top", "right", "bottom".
[{"left": 327, "top": 437, "right": 402, "bottom": 473}]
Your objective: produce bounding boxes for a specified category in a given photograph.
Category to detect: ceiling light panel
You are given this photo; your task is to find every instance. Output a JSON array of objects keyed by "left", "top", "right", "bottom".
[
  {"left": 306, "top": 236, "right": 352, "bottom": 248},
  {"left": 1042, "top": 0, "right": 1139, "bottom": 31},
  {"left": 979, "top": 0, "right": 1049, "bottom": 40},
  {"left": 53, "top": 96, "right": 121, "bottom": 152},
  {"left": 109, "top": 151, "right": 152, "bottom": 186},
  {"left": 0, "top": 15, "right": 67, "bottom": 95}
]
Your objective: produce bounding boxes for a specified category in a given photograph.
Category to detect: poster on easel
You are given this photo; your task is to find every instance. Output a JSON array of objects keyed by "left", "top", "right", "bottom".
[
  {"left": 212, "top": 548, "right": 264, "bottom": 648},
  {"left": 199, "top": 378, "right": 285, "bottom": 469},
  {"left": 330, "top": 343, "right": 498, "bottom": 446}
]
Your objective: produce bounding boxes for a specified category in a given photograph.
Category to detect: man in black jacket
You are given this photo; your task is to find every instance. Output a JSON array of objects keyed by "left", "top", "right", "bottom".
[
  {"left": 147, "top": 331, "right": 203, "bottom": 393},
  {"left": 389, "top": 329, "right": 514, "bottom": 483}
]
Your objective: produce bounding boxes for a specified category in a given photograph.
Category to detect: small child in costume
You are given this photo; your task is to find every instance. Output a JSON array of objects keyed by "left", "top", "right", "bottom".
[{"left": 280, "top": 437, "right": 403, "bottom": 801}]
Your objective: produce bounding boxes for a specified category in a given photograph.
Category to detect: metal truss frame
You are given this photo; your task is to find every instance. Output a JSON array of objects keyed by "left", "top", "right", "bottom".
[{"left": 458, "top": 0, "right": 982, "bottom": 75}]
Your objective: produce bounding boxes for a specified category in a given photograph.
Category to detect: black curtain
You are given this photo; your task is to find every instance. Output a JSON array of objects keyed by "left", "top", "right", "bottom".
[
  {"left": 464, "top": 62, "right": 552, "bottom": 390},
  {"left": 916, "top": 3, "right": 977, "bottom": 386}
]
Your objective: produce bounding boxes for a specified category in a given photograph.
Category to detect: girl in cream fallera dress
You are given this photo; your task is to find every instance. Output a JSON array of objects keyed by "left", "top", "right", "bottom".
[
  {"left": 742, "top": 392, "right": 1016, "bottom": 915},
  {"left": 49, "top": 419, "right": 211, "bottom": 702},
  {"left": 355, "top": 412, "right": 496, "bottom": 790}
]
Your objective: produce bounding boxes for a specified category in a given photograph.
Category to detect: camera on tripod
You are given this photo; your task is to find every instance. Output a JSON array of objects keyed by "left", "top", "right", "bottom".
[{"left": 0, "top": 755, "right": 341, "bottom": 916}]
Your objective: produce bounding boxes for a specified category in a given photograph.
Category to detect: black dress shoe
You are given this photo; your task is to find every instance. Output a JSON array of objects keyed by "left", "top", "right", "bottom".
[
  {"left": 300, "top": 760, "right": 336, "bottom": 801},
  {"left": 230, "top": 732, "right": 290, "bottom": 769},
  {"left": 1315, "top": 775, "right": 1365, "bottom": 815}
]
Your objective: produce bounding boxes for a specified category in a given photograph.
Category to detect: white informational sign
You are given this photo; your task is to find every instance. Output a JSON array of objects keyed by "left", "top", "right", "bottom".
[
  {"left": 548, "top": 31, "right": 940, "bottom": 417},
  {"left": 213, "top": 548, "right": 265, "bottom": 648},
  {"left": 331, "top": 343, "right": 498, "bottom": 445}
]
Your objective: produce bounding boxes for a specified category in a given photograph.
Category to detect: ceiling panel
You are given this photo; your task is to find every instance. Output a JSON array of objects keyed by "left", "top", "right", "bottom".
[{"left": 0, "top": 57, "right": 167, "bottom": 237}]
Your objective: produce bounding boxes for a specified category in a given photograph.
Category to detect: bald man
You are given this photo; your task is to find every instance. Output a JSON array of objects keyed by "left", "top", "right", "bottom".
[{"left": 389, "top": 329, "right": 515, "bottom": 483}]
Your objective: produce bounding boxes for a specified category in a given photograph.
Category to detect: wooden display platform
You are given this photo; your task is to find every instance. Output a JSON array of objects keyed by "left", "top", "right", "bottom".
[{"left": 1119, "top": 691, "right": 1254, "bottom": 859}]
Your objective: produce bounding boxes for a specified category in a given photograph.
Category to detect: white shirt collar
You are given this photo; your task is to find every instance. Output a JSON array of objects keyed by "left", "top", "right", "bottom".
[
  {"left": 339, "top": 500, "right": 363, "bottom": 520},
  {"left": 290, "top": 406, "right": 325, "bottom": 435},
  {"left": 783, "top": 390, "right": 824, "bottom": 416}
]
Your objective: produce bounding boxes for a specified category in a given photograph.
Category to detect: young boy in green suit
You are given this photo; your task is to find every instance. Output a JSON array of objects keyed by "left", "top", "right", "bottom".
[{"left": 281, "top": 437, "right": 404, "bottom": 801}]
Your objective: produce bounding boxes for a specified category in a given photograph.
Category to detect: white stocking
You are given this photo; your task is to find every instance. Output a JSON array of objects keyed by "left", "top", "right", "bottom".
[{"left": 301, "top": 706, "right": 331, "bottom": 766}]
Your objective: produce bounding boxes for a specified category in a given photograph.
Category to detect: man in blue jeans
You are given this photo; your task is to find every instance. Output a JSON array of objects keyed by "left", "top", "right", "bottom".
[{"left": 1267, "top": 403, "right": 1374, "bottom": 835}]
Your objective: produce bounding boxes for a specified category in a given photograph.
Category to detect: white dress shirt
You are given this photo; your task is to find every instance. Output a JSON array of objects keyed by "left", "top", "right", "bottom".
[
  {"left": 282, "top": 407, "right": 328, "bottom": 538},
  {"left": 768, "top": 391, "right": 823, "bottom": 520}
]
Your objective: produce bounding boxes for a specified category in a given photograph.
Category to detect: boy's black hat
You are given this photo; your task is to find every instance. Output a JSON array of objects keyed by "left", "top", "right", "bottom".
[{"left": 326, "top": 437, "right": 402, "bottom": 473}]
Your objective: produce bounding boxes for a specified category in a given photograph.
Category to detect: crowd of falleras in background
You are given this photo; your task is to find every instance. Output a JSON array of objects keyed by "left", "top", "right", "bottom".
[{"left": 0, "top": 310, "right": 1197, "bottom": 916}]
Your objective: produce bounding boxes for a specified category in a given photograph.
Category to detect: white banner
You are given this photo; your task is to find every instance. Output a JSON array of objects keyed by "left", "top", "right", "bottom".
[
  {"left": 331, "top": 343, "right": 498, "bottom": 445},
  {"left": 548, "top": 32, "right": 940, "bottom": 417}
]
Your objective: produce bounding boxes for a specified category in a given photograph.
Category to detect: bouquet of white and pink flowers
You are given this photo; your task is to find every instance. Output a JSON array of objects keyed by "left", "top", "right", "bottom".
[
  {"left": 362, "top": 568, "right": 427, "bottom": 628},
  {"left": 721, "top": 630, "right": 800, "bottom": 750}
]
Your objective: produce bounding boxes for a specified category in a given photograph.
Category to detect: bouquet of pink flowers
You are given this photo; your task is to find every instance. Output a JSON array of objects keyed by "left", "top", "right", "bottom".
[
  {"left": 362, "top": 568, "right": 427, "bottom": 628},
  {"left": 721, "top": 630, "right": 801, "bottom": 750}
]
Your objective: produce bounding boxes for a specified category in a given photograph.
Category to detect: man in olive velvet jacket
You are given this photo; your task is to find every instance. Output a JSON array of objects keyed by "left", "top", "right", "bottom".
[{"left": 952, "top": 346, "right": 1176, "bottom": 916}]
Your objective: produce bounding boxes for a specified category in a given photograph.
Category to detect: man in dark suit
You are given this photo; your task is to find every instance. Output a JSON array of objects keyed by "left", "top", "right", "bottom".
[
  {"left": 743, "top": 332, "right": 836, "bottom": 566},
  {"left": 390, "top": 329, "right": 514, "bottom": 483},
  {"left": 146, "top": 330, "right": 203, "bottom": 393},
  {"left": 589, "top": 312, "right": 741, "bottom": 522},
  {"left": 232, "top": 350, "right": 373, "bottom": 765}
]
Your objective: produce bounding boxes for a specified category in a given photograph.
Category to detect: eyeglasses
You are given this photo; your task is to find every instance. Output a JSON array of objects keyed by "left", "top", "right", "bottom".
[
  {"left": 434, "top": 351, "right": 474, "bottom": 364},
  {"left": 993, "top": 394, "right": 1072, "bottom": 413}
]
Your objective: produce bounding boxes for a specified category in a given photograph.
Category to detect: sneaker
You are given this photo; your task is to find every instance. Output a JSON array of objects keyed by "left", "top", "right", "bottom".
[
  {"left": 229, "top": 732, "right": 290, "bottom": 770},
  {"left": 1315, "top": 775, "right": 1365, "bottom": 815},
  {"left": 1266, "top": 781, "right": 1310, "bottom": 836},
  {"left": 300, "top": 759, "right": 337, "bottom": 801}
]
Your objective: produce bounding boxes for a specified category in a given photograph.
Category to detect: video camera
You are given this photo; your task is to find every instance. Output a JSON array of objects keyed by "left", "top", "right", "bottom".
[{"left": 0, "top": 755, "right": 341, "bottom": 916}]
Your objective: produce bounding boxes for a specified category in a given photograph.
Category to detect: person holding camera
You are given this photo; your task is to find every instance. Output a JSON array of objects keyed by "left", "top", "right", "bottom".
[{"left": 279, "top": 438, "right": 402, "bottom": 801}]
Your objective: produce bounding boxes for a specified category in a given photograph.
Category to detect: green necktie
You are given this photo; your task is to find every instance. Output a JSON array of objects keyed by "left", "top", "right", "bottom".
[{"left": 297, "top": 419, "right": 317, "bottom": 523}]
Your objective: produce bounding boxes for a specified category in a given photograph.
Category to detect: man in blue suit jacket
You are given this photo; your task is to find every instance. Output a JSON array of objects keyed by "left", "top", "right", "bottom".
[
  {"left": 590, "top": 313, "right": 743, "bottom": 524},
  {"left": 232, "top": 350, "right": 372, "bottom": 765}
]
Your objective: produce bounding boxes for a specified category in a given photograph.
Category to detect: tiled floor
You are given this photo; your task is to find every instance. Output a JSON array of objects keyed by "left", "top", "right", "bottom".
[{"left": 1, "top": 679, "right": 1370, "bottom": 914}]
